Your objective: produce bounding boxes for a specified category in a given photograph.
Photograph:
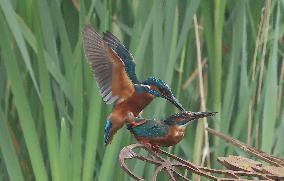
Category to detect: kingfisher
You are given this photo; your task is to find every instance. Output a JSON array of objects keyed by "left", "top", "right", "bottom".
[
  {"left": 83, "top": 25, "right": 185, "bottom": 144},
  {"left": 126, "top": 111, "right": 217, "bottom": 151}
]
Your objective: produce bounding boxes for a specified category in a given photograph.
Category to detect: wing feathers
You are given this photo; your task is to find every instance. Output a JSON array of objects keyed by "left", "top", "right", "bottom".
[
  {"left": 107, "top": 48, "right": 134, "bottom": 98},
  {"left": 83, "top": 25, "right": 135, "bottom": 104},
  {"left": 83, "top": 25, "right": 118, "bottom": 104},
  {"left": 103, "top": 31, "right": 140, "bottom": 84}
]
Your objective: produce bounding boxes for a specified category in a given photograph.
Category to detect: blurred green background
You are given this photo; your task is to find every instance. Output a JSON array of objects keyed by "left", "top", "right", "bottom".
[{"left": 0, "top": 0, "right": 284, "bottom": 180}]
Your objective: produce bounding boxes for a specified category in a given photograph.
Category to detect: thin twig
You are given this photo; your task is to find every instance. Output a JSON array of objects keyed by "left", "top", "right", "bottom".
[
  {"left": 182, "top": 59, "right": 207, "bottom": 90},
  {"left": 119, "top": 140, "right": 284, "bottom": 180},
  {"left": 257, "top": 0, "right": 271, "bottom": 104},
  {"left": 250, "top": 0, "right": 271, "bottom": 149},
  {"left": 251, "top": 7, "right": 265, "bottom": 80},
  {"left": 206, "top": 128, "right": 284, "bottom": 167},
  {"left": 247, "top": 102, "right": 253, "bottom": 145},
  {"left": 193, "top": 15, "right": 211, "bottom": 168},
  {"left": 119, "top": 128, "right": 284, "bottom": 181}
]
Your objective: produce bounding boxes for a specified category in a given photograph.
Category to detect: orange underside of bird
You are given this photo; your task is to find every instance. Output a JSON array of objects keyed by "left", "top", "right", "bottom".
[
  {"left": 107, "top": 91, "right": 155, "bottom": 143},
  {"left": 136, "top": 125, "right": 186, "bottom": 147}
]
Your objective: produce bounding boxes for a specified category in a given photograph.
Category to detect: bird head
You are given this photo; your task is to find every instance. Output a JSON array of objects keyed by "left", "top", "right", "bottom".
[
  {"left": 165, "top": 111, "right": 217, "bottom": 125},
  {"left": 142, "top": 76, "right": 185, "bottom": 111}
]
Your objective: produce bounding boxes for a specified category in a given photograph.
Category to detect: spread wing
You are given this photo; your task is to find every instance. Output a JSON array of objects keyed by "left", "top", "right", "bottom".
[
  {"left": 103, "top": 32, "right": 140, "bottom": 84},
  {"left": 83, "top": 25, "right": 135, "bottom": 104}
]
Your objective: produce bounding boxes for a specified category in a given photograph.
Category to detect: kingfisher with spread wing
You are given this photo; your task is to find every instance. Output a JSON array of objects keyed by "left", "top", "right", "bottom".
[
  {"left": 83, "top": 25, "right": 185, "bottom": 144},
  {"left": 126, "top": 111, "right": 217, "bottom": 151}
]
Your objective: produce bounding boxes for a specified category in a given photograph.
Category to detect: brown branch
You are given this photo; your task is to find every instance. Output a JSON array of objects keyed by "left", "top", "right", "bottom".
[
  {"left": 206, "top": 128, "right": 284, "bottom": 167},
  {"left": 119, "top": 128, "right": 284, "bottom": 180}
]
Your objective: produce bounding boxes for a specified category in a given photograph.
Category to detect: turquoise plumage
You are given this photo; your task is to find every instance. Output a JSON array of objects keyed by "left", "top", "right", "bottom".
[
  {"left": 127, "top": 111, "right": 217, "bottom": 150},
  {"left": 127, "top": 118, "right": 169, "bottom": 137}
]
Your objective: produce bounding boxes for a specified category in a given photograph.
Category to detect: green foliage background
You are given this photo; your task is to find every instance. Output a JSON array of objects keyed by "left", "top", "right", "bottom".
[{"left": 0, "top": 0, "right": 284, "bottom": 180}]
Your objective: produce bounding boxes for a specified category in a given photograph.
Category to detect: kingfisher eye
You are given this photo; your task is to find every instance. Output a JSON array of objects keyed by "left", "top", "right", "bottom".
[{"left": 142, "top": 85, "right": 151, "bottom": 90}]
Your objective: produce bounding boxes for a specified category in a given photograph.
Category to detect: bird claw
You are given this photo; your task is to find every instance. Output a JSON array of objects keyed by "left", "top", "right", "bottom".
[
  {"left": 127, "top": 112, "right": 146, "bottom": 127},
  {"left": 152, "top": 145, "right": 161, "bottom": 153},
  {"left": 129, "top": 120, "right": 146, "bottom": 127},
  {"left": 137, "top": 110, "right": 143, "bottom": 118},
  {"left": 141, "top": 141, "right": 161, "bottom": 153},
  {"left": 143, "top": 142, "right": 153, "bottom": 151}
]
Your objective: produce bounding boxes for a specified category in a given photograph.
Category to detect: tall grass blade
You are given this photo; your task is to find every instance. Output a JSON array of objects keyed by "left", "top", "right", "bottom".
[
  {"left": 261, "top": 1, "right": 280, "bottom": 153},
  {"left": 0, "top": 109, "right": 24, "bottom": 181},
  {"left": 0, "top": 14, "right": 48, "bottom": 181},
  {"left": 59, "top": 118, "right": 71, "bottom": 181},
  {"left": 0, "top": 0, "right": 41, "bottom": 98},
  {"left": 82, "top": 85, "right": 102, "bottom": 181},
  {"left": 35, "top": 11, "right": 61, "bottom": 180}
]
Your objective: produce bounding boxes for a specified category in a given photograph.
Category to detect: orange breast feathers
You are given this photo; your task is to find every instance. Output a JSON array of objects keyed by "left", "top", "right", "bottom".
[
  {"left": 113, "top": 91, "right": 155, "bottom": 119},
  {"left": 135, "top": 126, "right": 186, "bottom": 147}
]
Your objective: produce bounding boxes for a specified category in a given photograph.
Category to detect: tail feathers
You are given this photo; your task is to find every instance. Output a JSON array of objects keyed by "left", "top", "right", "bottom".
[
  {"left": 165, "top": 111, "right": 217, "bottom": 126},
  {"left": 104, "top": 119, "right": 112, "bottom": 145}
]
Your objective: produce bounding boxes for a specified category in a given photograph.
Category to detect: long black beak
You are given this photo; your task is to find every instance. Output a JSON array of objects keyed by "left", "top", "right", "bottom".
[{"left": 164, "top": 94, "right": 185, "bottom": 111}]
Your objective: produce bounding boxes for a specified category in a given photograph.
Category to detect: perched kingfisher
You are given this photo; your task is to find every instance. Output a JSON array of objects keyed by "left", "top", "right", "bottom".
[
  {"left": 126, "top": 111, "right": 217, "bottom": 151},
  {"left": 83, "top": 25, "right": 185, "bottom": 144}
]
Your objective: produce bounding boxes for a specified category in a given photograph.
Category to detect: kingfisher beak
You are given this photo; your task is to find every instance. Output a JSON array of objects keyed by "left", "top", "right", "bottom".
[{"left": 164, "top": 94, "right": 185, "bottom": 111}]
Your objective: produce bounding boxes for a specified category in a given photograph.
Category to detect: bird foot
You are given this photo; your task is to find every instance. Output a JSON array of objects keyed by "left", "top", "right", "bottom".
[
  {"left": 152, "top": 145, "right": 161, "bottom": 153},
  {"left": 137, "top": 110, "right": 143, "bottom": 118},
  {"left": 142, "top": 142, "right": 153, "bottom": 151},
  {"left": 141, "top": 141, "right": 161, "bottom": 153},
  {"left": 126, "top": 112, "right": 146, "bottom": 128},
  {"left": 129, "top": 120, "right": 146, "bottom": 127}
]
